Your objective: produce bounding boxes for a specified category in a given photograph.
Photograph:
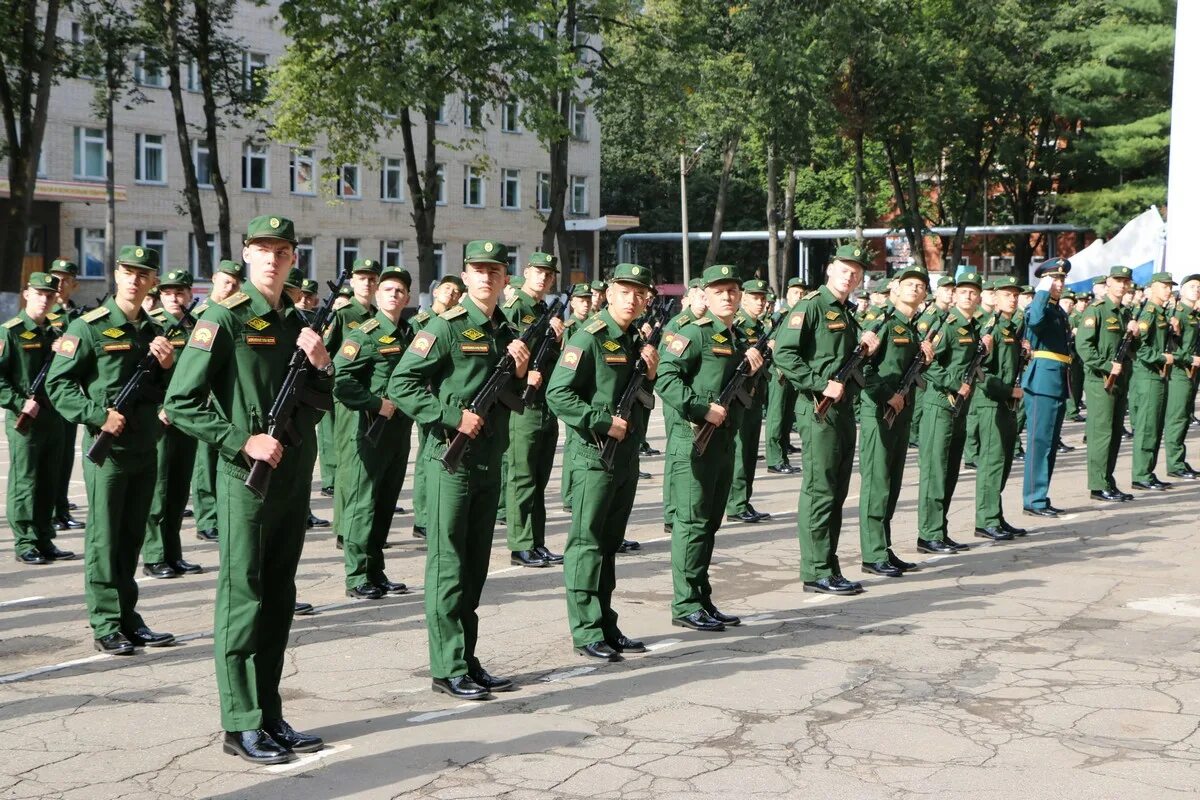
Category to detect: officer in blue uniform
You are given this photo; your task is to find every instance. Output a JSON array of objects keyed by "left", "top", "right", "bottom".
[{"left": 1021, "top": 257, "right": 1072, "bottom": 517}]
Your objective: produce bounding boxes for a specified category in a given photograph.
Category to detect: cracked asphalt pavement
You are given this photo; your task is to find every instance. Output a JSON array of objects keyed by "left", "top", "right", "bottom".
[{"left": 3, "top": 416, "right": 1200, "bottom": 799}]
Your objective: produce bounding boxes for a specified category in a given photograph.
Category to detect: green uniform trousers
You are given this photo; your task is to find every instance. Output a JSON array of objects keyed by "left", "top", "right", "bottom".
[
  {"left": 142, "top": 424, "right": 198, "bottom": 563},
  {"left": 725, "top": 401, "right": 764, "bottom": 515},
  {"left": 764, "top": 374, "right": 797, "bottom": 465},
  {"left": 962, "top": 403, "right": 981, "bottom": 465},
  {"left": 917, "top": 400, "right": 969, "bottom": 541},
  {"left": 563, "top": 443, "right": 638, "bottom": 647},
  {"left": 909, "top": 396, "right": 925, "bottom": 447},
  {"left": 1165, "top": 370, "right": 1196, "bottom": 473},
  {"left": 857, "top": 403, "right": 911, "bottom": 563},
  {"left": 82, "top": 442, "right": 156, "bottom": 638},
  {"left": 54, "top": 422, "right": 76, "bottom": 520},
  {"left": 667, "top": 429, "right": 734, "bottom": 617},
  {"left": 1066, "top": 357, "right": 1085, "bottom": 417},
  {"left": 661, "top": 405, "right": 681, "bottom": 528},
  {"left": 974, "top": 401, "right": 1017, "bottom": 528},
  {"left": 560, "top": 435, "right": 577, "bottom": 509},
  {"left": 795, "top": 397, "right": 856, "bottom": 581},
  {"left": 1130, "top": 376, "right": 1167, "bottom": 483},
  {"left": 191, "top": 443, "right": 219, "bottom": 533},
  {"left": 339, "top": 416, "right": 412, "bottom": 590},
  {"left": 506, "top": 404, "right": 558, "bottom": 551},
  {"left": 318, "top": 412, "right": 337, "bottom": 491},
  {"left": 412, "top": 432, "right": 429, "bottom": 531},
  {"left": 1084, "top": 376, "right": 1126, "bottom": 492},
  {"left": 424, "top": 447, "right": 503, "bottom": 679},
  {"left": 6, "top": 415, "right": 64, "bottom": 554}
]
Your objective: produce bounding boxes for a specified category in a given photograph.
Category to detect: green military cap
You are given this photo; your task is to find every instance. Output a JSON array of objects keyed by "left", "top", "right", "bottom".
[
  {"left": 26, "top": 271, "right": 59, "bottom": 292},
  {"left": 1033, "top": 257, "right": 1070, "bottom": 278},
  {"left": 610, "top": 262, "right": 652, "bottom": 289},
  {"left": 1020, "top": 284, "right": 1034, "bottom": 294},
  {"left": 352, "top": 258, "right": 381, "bottom": 275},
  {"left": 49, "top": 258, "right": 79, "bottom": 275},
  {"left": 216, "top": 259, "right": 243, "bottom": 278},
  {"left": 786, "top": 277, "right": 805, "bottom": 289},
  {"left": 590, "top": 280, "right": 607, "bottom": 291},
  {"left": 437, "top": 275, "right": 466, "bottom": 291},
  {"left": 871, "top": 277, "right": 891, "bottom": 293},
  {"left": 936, "top": 275, "right": 955, "bottom": 288},
  {"left": 893, "top": 265, "right": 929, "bottom": 284},
  {"left": 742, "top": 278, "right": 768, "bottom": 294},
  {"left": 1149, "top": 271, "right": 1176, "bottom": 286},
  {"left": 300, "top": 278, "right": 320, "bottom": 294},
  {"left": 463, "top": 239, "right": 507, "bottom": 265},
  {"left": 116, "top": 244, "right": 160, "bottom": 271},
  {"left": 702, "top": 264, "right": 740, "bottom": 287},
  {"left": 147, "top": 286, "right": 160, "bottom": 298},
  {"left": 1061, "top": 290, "right": 1075, "bottom": 300},
  {"left": 991, "top": 275, "right": 1020, "bottom": 291},
  {"left": 687, "top": 277, "right": 704, "bottom": 290},
  {"left": 1181, "top": 273, "right": 1200, "bottom": 285},
  {"left": 379, "top": 265, "right": 412, "bottom": 288},
  {"left": 1092, "top": 274, "right": 1108, "bottom": 285},
  {"left": 245, "top": 214, "right": 298, "bottom": 245},
  {"left": 570, "top": 282, "right": 591, "bottom": 298},
  {"left": 831, "top": 243, "right": 871, "bottom": 268},
  {"left": 955, "top": 270, "right": 982, "bottom": 289},
  {"left": 285, "top": 267, "right": 304, "bottom": 289},
  {"left": 510, "top": 275, "right": 525, "bottom": 289},
  {"left": 159, "top": 269, "right": 194, "bottom": 289},
  {"left": 337, "top": 284, "right": 353, "bottom": 297},
  {"left": 527, "top": 251, "right": 559, "bottom": 272},
  {"left": 1108, "top": 266, "right": 1133, "bottom": 280}
]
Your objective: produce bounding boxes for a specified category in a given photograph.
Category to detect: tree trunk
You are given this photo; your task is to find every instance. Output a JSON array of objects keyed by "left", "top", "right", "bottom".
[
  {"left": 399, "top": 107, "right": 438, "bottom": 295},
  {"left": 702, "top": 133, "right": 740, "bottom": 268},
  {"left": 104, "top": 79, "right": 116, "bottom": 285},
  {"left": 904, "top": 149, "right": 925, "bottom": 268},
  {"left": 162, "top": 0, "right": 209, "bottom": 275},
  {"left": 195, "top": 0, "right": 232, "bottom": 260},
  {"left": 780, "top": 162, "right": 797, "bottom": 288},
  {"left": 853, "top": 130, "right": 865, "bottom": 246},
  {"left": 882, "top": 136, "right": 924, "bottom": 267},
  {"left": 540, "top": 0, "right": 575, "bottom": 290},
  {"left": 765, "top": 141, "right": 779, "bottom": 286}
]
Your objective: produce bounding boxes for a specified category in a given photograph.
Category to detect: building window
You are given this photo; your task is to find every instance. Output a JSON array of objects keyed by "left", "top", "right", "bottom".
[
  {"left": 193, "top": 139, "right": 212, "bottom": 187},
  {"left": 433, "top": 98, "right": 447, "bottom": 125},
  {"left": 242, "top": 142, "right": 269, "bottom": 191},
  {"left": 186, "top": 59, "right": 201, "bottom": 92},
  {"left": 136, "top": 230, "right": 166, "bottom": 265},
  {"left": 463, "top": 96, "right": 483, "bottom": 129},
  {"left": 290, "top": 148, "right": 315, "bottom": 195},
  {"left": 435, "top": 164, "right": 447, "bottom": 205},
  {"left": 297, "top": 237, "right": 315, "bottom": 278},
  {"left": 570, "top": 175, "right": 589, "bottom": 215},
  {"left": 189, "top": 233, "right": 216, "bottom": 276},
  {"left": 507, "top": 248, "right": 520, "bottom": 274},
  {"left": 243, "top": 51, "right": 268, "bottom": 98},
  {"left": 501, "top": 98, "right": 520, "bottom": 133},
  {"left": 381, "top": 240, "right": 404, "bottom": 266},
  {"left": 134, "top": 51, "right": 166, "bottom": 87},
  {"left": 501, "top": 168, "right": 520, "bottom": 210},
  {"left": 337, "top": 238, "right": 360, "bottom": 272},
  {"left": 336, "top": 164, "right": 361, "bottom": 199},
  {"left": 536, "top": 171, "right": 551, "bottom": 213},
  {"left": 135, "top": 133, "right": 166, "bottom": 184},
  {"left": 381, "top": 158, "right": 404, "bottom": 201},
  {"left": 570, "top": 101, "right": 588, "bottom": 140},
  {"left": 76, "top": 228, "right": 106, "bottom": 278},
  {"left": 433, "top": 243, "right": 445, "bottom": 277},
  {"left": 73, "top": 126, "right": 106, "bottom": 180},
  {"left": 463, "top": 165, "right": 485, "bottom": 208}
]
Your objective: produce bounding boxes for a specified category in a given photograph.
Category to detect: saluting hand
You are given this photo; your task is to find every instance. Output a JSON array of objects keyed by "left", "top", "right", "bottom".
[
  {"left": 744, "top": 348, "right": 765, "bottom": 374},
  {"left": 298, "top": 328, "right": 331, "bottom": 370},
  {"left": 149, "top": 336, "right": 174, "bottom": 369}
]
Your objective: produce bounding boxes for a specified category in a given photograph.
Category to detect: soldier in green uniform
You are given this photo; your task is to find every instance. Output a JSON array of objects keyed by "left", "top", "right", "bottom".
[
  {"left": 1130, "top": 272, "right": 1177, "bottom": 490},
  {"left": 909, "top": 275, "right": 955, "bottom": 448},
  {"left": 765, "top": 277, "right": 806, "bottom": 473},
  {"left": 590, "top": 280, "right": 607, "bottom": 315},
  {"left": 388, "top": 240, "right": 530, "bottom": 701},
  {"left": 191, "top": 259, "right": 243, "bottom": 543},
  {"left": 1011, "top": 284, "right": 1035, "bottom": 460},
  {"left": 1076, "top": 265, "right": 1138, "bottom": 501},
  {"left": 558, "top": 282, "right": 593, "bottom": 512},
  {"left": 547, "top": 263, "right": 658, "bottom": 661},
  {"left": 915, "top": 271, "right": 990, "bottom": 553},
  {"left": 1165, "top": 273, "right": 1200, "bottom": 479},
  {"left": 724, "top": 278, "right": 772, "bottom": 523},
  {"left": 503, "top": 252, "right": 566, "bottom": 567},
  {"left": 141, "top": 269, "right": 204, "bottom": 579},
  {"left": 775, "top": 245, "right": 880, "bottom": 594},
  {"left": 857, "top": 265, "right": 930, "bottom": 576},
  {"left": 2, "top": 272, "right": 73, "bottom": 564},
  {"left": 46, "top": 245, "right": 177, "bottom": 654},
  {"left": 658, "top": 264, "right": 765, "bottom": 629},
  {"left": 164, "top": 215, "right": 332, "bottom": 764},
  {"left": 1064, "top": 292, "right": 1087, "bottom": 423},
  {"left": 46, "top": 258, "right": 86, "bottom": 532},
  {"left": 972, "top": 277, "right": 1027, "bottom": 541},
  {"left": 659, "top": 278, "right": 707, "bottom": 532},
  {"left": 333, "top": 266, "right": 414, "bottom": 599}
]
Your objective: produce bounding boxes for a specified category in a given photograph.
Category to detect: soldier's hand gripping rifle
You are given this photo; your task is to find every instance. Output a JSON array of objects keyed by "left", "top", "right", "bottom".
[
  {"left": 520, "top": 299, "right": 568, "bottom": 407},
  {"left": 14, "top": 326, "right": 62, "bottom": 434},
  {"left": 1162, "top": 296, "right": 1179, "bottom": 380},
  {"left": 244, "top": 270, "right": 349, "bottom": 498},
  {"left": 1105, "top": 298, "right": 1149, "bottom": 393},
  {"left": 814, "top": 306, "right": 895, "bottom": 422},
  {"left": 362, "top": 325, "right": 416, "bottom": 446},
  {"left": 85, "top": 298, "right": 200, "bottom": 465},
  {"left": 693, "top": 323, "right": 776, "bottom": 456},
  {"left": 597, "top": 296, "right": 673, "bottom": 471},
  {"left": 949, "top": 315, "right": 999, "bottom": 419},
  {"left": 439, "top": 298, "right": 562, "bottom": 474},
  {"left": 883, "top": 303, "right": 945, "bottom": 428},
  {"left": 1008, "top": 319, "right": 1031, "bottom": 412}
]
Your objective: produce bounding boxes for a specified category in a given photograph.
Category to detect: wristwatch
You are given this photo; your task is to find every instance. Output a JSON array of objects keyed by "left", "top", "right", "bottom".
[{"left": 317, "top": 361, "right": 335, "bottom": 377}]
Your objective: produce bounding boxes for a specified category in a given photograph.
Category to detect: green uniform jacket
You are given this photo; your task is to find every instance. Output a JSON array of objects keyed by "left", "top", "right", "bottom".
[
  {"left": 663, "top": 307, "right": 701, "bottom": 338},
  {"left": 731, "top": 309, "right": 767, "bottom": 411},
  {"left": 976, "top": 313, "right": 1021, "bottom": 406},
  {"left": 502, "top": 290, "right": 557, "bottom": 399},
  {"left": 333, "top": 312, "right": 412, "bottom": 415},
  {"left": 1131, "top": 302, "right": 1171, "bottom": 381},
  {"left": 325, "top": 298, "right": 376, "bottom": 354},
  {"left": 656, "top": 311, "right": 748, "bottom": 432},
  {"left": 1076, "top": 298, "right": 1132, "bottom": 382},
  {"left": 45, "top": 299, "right": 166, "bottom": 454},
  {"left": 923, "top": 307, "right": 981, "bottom": 411},
  {"left": 409, "top": 308, "right": 433, "bottom": 333},
  {"left": 773, "top": 286, "right": 862, "bottom": 396},
  {"left": 1171, "top": 302, "right": 1200, "bottom": 366},
  {"left": 0, "top": 312, "right": 56, "bottom": 423},
  {"left": 861, "top": 310, "right": 921, "bottom": 408}
]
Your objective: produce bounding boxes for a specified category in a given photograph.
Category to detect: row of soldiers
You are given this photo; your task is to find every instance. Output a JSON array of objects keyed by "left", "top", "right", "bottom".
[{"left": 3, "top": 218, "right": 1197, "bottom": 766}]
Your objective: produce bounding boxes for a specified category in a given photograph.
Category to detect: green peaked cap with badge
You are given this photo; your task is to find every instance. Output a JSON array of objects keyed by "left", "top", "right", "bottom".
[
  {"left": 337, "top": 284, "right": 353, "bottom": 297},
  {"left": 687, "top": 277, "right": 704, "bottom": 289},
  {"left": 1092, "top": 274, "right": 1107, "bottom": 285},
  {"left": 955, "top": 270, "right": 982, "bottom": 288},
  {"left": 300, "top": 278, "right": 319, "bottom": 294},
  {"left": 742, "top": 278, "right": 768, "bottom": 293},
  {"left": 117, "top": 244, "right": 160, "bottom": 271},
  {"left": 590, "top": 280, "right": 607, "bottom": 291},
  {"left": 871, "top": 277, "right": 891, "bottom": 293},
  {"left": 832, "top": 243, "right": 871, "bottom": 268},
  {"left": 527, "top": 251, "right": 559, "bottom": 272},
  {"left": 1150, "top": 271, "right": 1176, "bottom": 286},
  {"left": 437, "top": 274, "right": 465, "bottom": 291},
  {"left": 379, "top": 265, "right": 411, "bottom": 288},
  {"left": 1182, "top": 273, "right": 1200, "bottom": 285},
  {"left": 49, "top": 258, "right": 79, "bottom": 275},
  {"left": 570, "top": 282, "right": 592, "bottom": 297},
  {"left": 991, "top": 275, "right": 1020, "bottom": 291},
  {"left": 936, "top": 275, "right": 955, "bottom": 288},
  {"left": 216, "top": 259, "right": 243, "bottom": 278},
  {"left": 702, "top": 264, "right": 740, "bottom": 287},
  {"left": 1108, "top": 265, "right": 1133, "bottom": 280},
  {"left": 610, "top": 262, "right": 652, "bottom": 289},
  {"left": 893, "top": 265, "right": 929, "bottom": 284},
  {"left": 786, "top": 277, "right": 805, "bottom": 289},
  {"left": 464, "top": 239, "right": 508, "bottom": 266},
  {"left": 159, "top": 269, "right": 194, "bottom": 289},
  {"left": 352, "top": 258, "right": 381, "bottom": 275},
  {"left": 245, "top": 214, "right": 297, "bottom": 245},
  {"left": 284, "top": 267, "right": 304, "bottom": 289},
  {"left": 26, "top": 271, "right": 59, "bottom": 292}
]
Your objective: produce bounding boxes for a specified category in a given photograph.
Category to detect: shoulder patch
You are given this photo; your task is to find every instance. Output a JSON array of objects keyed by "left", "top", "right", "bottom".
[
  {"left": 220, "top": 292, "right": 251, "bottom": 310},
  {"left": 82, "top": 306, "right": 110, "bottom": 323},
  {"left": 2, "top": 317, "right": 21, "bottom": 329},
  {"left": 410, "top": 330, "right": 437, "bottom": 357},
  {"left": 1083, "top": 316, "right": 1096, "bottom": 328},
  {"left": 585, "top": 318, "right": 607, "bottom": 334},
  {"left": 188, "top": 320, "right": 220, "bottom": 351},
  {"left": 560, "top": 344, "right": 584, "bottom": 370},
  {"left": 665, "top": 335, "right": 691, "bottom": 356},
  {"left": 674, "top": 313, "right": 691, "bottom": 327},
  {"left": 45, "top": 311, "right": 60, "bottom": 321},
  {"left": 788, "top": 312, "right": 805, "bottom": 329},
  {"left": 339, "top": 340, "right": 360, "bottom": 361},
  {"left": 56, "top": 333, "right": 80, "bottom": 359},
  {"left": 359, "top": 319, "right": 380, "bottom": 334},
  {"left": 440, "top": 306, "right": 468, "bottom": 321},
  {"left": 692, "top": 316, "right": 713, "bottom": 327}
]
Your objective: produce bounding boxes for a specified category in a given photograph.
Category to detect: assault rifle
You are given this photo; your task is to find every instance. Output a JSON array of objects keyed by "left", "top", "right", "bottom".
[
  {"left": 439, "top": 298, "right": 562, "bottom": 474},
  {"left": 14, "top": 326, "right": 62, "bottom": 434},
  {"left": 1105, "top": 298, "right": 1148, "bottom": 393},
  {"left": 693, "top": 320, "right": 776, "bottom": 456},
  {"left": 598, "top": 296, "right": 674, "bottom": 470},
  {"left": 884, "top": 303, "right": 945, "bottom": 428},
  {"left": 86, "top": 298, "right": 200, "bottom": 466},
  {"left": 521, "top": 299, "right": 570, "bottom": 406},
  {"left": 814, "top": 306, "right": 894, "bottom": 422},
  {"left": 244, "top": 271, "right": 349, "bottom": 498},
  {"left": 363, "top": 326, "right": 416, "bottom": 446},
  {"left": 1008, "top": 319, "right": 1031, "bottom": 412},
  {"left": 949, "top": 314, "right": 999, "bottom": 419}
]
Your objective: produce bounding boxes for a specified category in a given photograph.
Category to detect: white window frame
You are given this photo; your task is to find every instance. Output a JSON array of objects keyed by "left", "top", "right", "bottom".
[
  {"left": 290, "top": 147, "right": 316, "bottom": 195},
  {"left": 463, "top": 96, "right": 483, "bottom": 130},
  {"left": 136, "top": 230, "right": 167, "bottom": 266},
  {"left": 297, "top": 237, "right": 315, "bottom": 278},
  {"left": 381, "top": 157, "right": 405, "bottom": 202},
  {"left": 463, "top": 165, "right": 486, "bottom": 208},
  {"left": 336, "top": 164, "right": 361, "bottom": 199},
  {"left": 381, "top": 240, "right": 404, "bottom": 266},
  {"left": 536, "top": 171, "right": 551, "bottom": 213},
  {"left": 433, "top": 99, "right": 447, "bottom": 125},
  {"left": 135, "top": 133, "right": 167, "bottom": 185},
  {"left": 73, "top": 126, "right": 106, "bottom": 180},
  {"left": 242, "top": 142, "right": 270, "bottom": 192},
  {"left": 77, "top": 227, "right": 106, "bottom": 278},
  {"left": 192, "top": 139, "right": 213, "bottom": 188},
  {"left": 337, "top": 238, "right": 360, "bottom": 272},
  {"left": 501, "top": 97, "right": 521, "bottom": 133},
  {"left": 243, "top": 51, "right": 268, "bottom": 94},
  {"left": 506, "top": 248, "right": 520, "bottom": 274},
  {"left": 134, "top": 50, "right": 166, "bottom": 87},
  {"left": 570, "top": 174, "right": 589, "bottom": 215},
  {"left": 570, "top": 101, "right": 588, "bottom": 140},
  {"left": 501, "top": 168, "right": 520, "bottom": 210},
  {"left": 433, "top": 243, "right": 446, "bottom": 277},
  {"left": 189, "top": 233, "right": 217, "bottom": 275},
  {"left": 435, "top": 164, "right": 447, "bottom": 206},
  {"left": 186, "top": 59, "right": 201, "bottom": 92}
]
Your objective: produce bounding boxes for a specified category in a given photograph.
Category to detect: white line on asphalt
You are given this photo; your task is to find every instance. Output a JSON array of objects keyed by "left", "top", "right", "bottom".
[
  {"left": 406, "top": 704, "right": 478, "bottom": 723},
  {"left": 0, "top": 654, "right": 108, "bottom": 685},
  {"left": 803, "top": 595, "right": 832, "bottom": 604},
  {"left": 1126, "top": 594, "right": 1200, "bottom": 618},
  {"left": 644, "top": 637, "right": 683, "bottom": 652},
  {"left": 542, "top": 666, "right": 597, "bottom": 682},
  {"left": 263, "top": 744, "right": 352, "bottom": 773},
  {"left": 0, "top": 596, "right": 46, "bottom": 609},
  {"left": 742, "top": 614, "right": 776, "bottom": 622}
]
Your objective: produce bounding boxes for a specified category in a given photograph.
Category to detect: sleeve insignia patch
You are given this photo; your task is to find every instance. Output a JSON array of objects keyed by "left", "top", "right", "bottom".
[
  {"left": 462, "top": 328, "right": 485, "bottom": 341},
  {"left": 561, "top": 345, "right": 583, "bottom": 370},
  {"left": 601, "top": 340, "right": 621, "bottom": 352},
  {"left": 189, "top": 320, "right": 219, "bottom": 351},
  {"left": 918, "top": 321, "right": 929, "bottom": 332},
  {"left": 667, "top": 335, "right": 690, "bottom": 356},
  {"left": 1083, "top": 317, "right": 1096, "bottom": 327},
  {"left": 101, "top": 327, "right": 125, "bottom": 339},
  {"left": 246, "top": 317, "right": 270, "bottom": 331},
  {"left": 56, "top": 334, "right": 80, "bottom": 358},
  {"left": 411, "top": 330, "right": 436, "bottom": 357},
  {"left": 1138, "top": 321, "right": 1150, "bottom": 332},
  {"left": 789, "top": 313, "right": 804, "bottom": 329},
  {"left": 340, "top": 341, "right": 360, "bottom": 361}
]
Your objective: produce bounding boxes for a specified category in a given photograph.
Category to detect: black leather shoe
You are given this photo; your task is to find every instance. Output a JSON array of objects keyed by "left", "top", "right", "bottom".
[
  {"left": 745, "top": 505, "right": 771, "bottom": 521},
  {"left": 1023, "top": 506, "right": 1059, "bottom": 517},
  {"left": 182, "top": 508, "right": 194, "bottom": 518},
  {"left": 294, "top": 601, "right": 315, "bottom": 616},
  {"left": 944, "top": 536, "right": 970, "bottom": 551},
  {"left": 916, "top": 538, "right": 958, "bottom": 554},
  {"left": 395, "top": 505, "right": 407, "bottom": 514},
  {"left": 125, "top": 626, "right": 175, "bottom": 647},
  {"left": 1091, "top": 489, "right": 1125, "bottom": 502},
  {"left": 672, "top": 609, "right": 725, "bottom": 631},
  {"left": 347, "top": 584, "right": 383, "bottom": 600},
  {"left": 607, "top": 635, "right": 646, "bottom": 653},
  {"left": 803, "top": 577, "right": 861, "bottom": 595},
  {"left": 639, "top": 442, "right": 661, "bottom": 456},
  {"left": 143, "top": 562, "right": 178, "bottom": 579},
  {"left": 1055, "top": 440, "right": 1075, "bottom": 453},
  {"left": 196, "top": 528, "right": 218, "bottom": 541},
  {"left": 1013, "top": 449, "right": 1025, "bottom": 461},
  {"left": 264, "top": 718, "right": 324, "bottom": 753},
  {"left": 1114, "top": 488, "right": 1134, "bottom": 501},
  {"left": 335, "top": 535, "right": 344, "bottom": 550},
  {"left": 963, "top": 461, "right": 977, "bottom": 471},
  {"left": 94, "top": 632, "right": 135, "bottom": 654},
  {"left": 576, "top": 641, "right": 622, "bottom": 661},
  {"left": 1167, "top": 469, "right": 1200, "bottom": 480},
  {"left": 413, "top": 526, "right": 427, "bottom": 539},
  {"left": 306, "top": 513, "right": 330, "bottom": 529},
  {"left": 320, "top": 486, "right": 335, "bottom": 497},
  {"left": 53, "top": 514, "right": 85, "bottom": 530},
  {"left": 705, "top": 606, "right": 741, "bottom": 626},
  {"left": 887, "top": 549, "right": 919, "bottom": 571},
  {"left": 432, "top": 675, "right": 491, "bottom": 700},
  {"left": 375, "top": 579, "right": 408, "bottom": 595},
  {"left": 40, "top": 544, "right": 75, "bottom": 560},
  {"left": 468, "top": 667, "right": 515, "bottom": 692},
  {"left": 727, "top": 511, "right": 763, "bottom": 523},
  {"left": 171, "top": 559, "right": 203, "bottom": 575},
  {"left": 787, "top": 443, "right": 802, "bottom": 454},
  {"left": 535, "top": 545, "right": 564, "bottom": 564},
  {"left": 68, "top": 502, "right": 78, "bottom": 511},
  {"left": 619, "top": 539, "right": 641, "bottom": 552},
  {"left": 862, "top": 560, "right": 903, "bottom": 577},
  {"left": 830, "top": 575, "right": 864, "bottom": 592},
  {"left": 1069, "top": 414, "right": 1086, "bottom": 423},
  {"left": 1149, "top": 477, "right": 1173, "bottom": 490},
  {"left": 999, "top": 520, "right": 1027, "bottom": 536},
  {"left": 511, "top": 550, "right": 548, "bottom": 567},
  {"left": 1122, "top": 427, "right": 1134, "bottom": 439},
  {"left": 974, "top": 526, "right": 1014, "bottom": 541},
  {"left": 222, "top": 730, "right": 293, "bottom": 764},
  {"left": 767, "top": 462, "right": 796, "bottom": 474},
  {"left": 638, "top": 470, "right": 652, "bottom": 479},
  {"left": 15, "top": 549, "right": 48, "bottom": 565}
]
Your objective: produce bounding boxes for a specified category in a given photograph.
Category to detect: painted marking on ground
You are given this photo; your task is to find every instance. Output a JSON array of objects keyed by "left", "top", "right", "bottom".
[
  {"left": 407, "top": 704, "right": 478, "bottom": 723},
  {"left": 1126, "top": 594, "right": 1200, "bottom": 618},
  {"left": 542, "top": 666, "right": 598, "bottom": 682},
  {"left": 0, "top": 596, "right": 46, "bottom": 609},
  {"left": 0, "top": 654, "right": 108, "bottom": 685},
  {"left": 644, "top": 637, "right": 683, "bottom": 653},
  {"left": 263, "top": 744, "right": 352, "bottom": 773}
]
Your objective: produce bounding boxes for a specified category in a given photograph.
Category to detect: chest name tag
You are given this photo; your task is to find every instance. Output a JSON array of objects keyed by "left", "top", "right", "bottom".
[
  {"left": 1106, "top": 326, "right": 1121, "bottom": 331},
  {"left": 711, "top": 345, "right": 734, "bottom": 356},
  {"left": 103, "top": 342, "right": 132, "bottom": 352},
  {"left": 21, "top": 342, "right": 41, "bottom": 350},
  {"left": 170, "top": 338, "right": 187, "bottom": 348},
  {"left": 1003, "top": 337, "right": 1015, "bottom": 344},
  {"left": 460, "top": 343, "right": 489, "bottom": 354},
  {"left": 892, "top": 337, "right": 910, "bottom": 345},
  {"left": 246, "top": 335, "right": 276, "bottom": 346},
  {"left": 827, "top": 322, "right": 846, "bottom": 331},
  {"left": 603, "top": 354, "right": 628, "bottom": 365},
  {"left": 958, "top": 337, "right": 974, "bottom": 344},
  {"left": 378, "top": 345, "right": 403, "bottom": 355}
]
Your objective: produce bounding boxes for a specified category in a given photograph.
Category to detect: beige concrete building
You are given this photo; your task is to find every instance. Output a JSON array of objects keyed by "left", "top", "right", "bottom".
[{"left": 10, "top": 1, "right": 624, "bottom": 302}]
